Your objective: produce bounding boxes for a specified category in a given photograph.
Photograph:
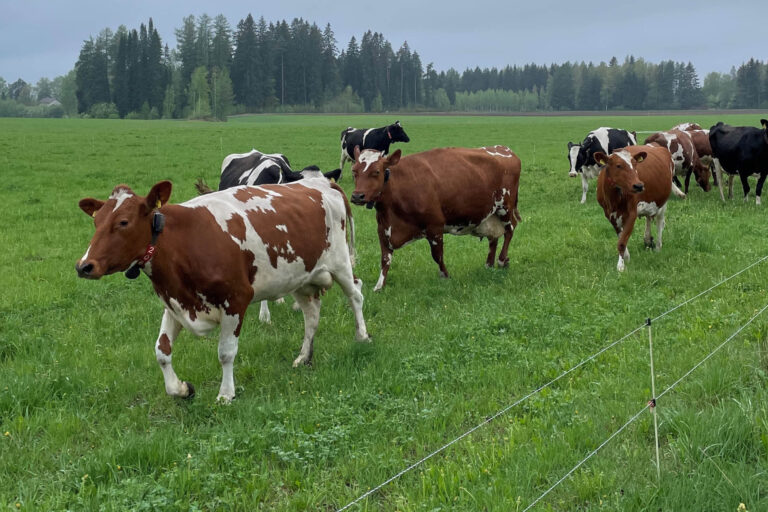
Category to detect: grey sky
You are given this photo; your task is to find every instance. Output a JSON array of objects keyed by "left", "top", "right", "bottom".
[{"left": 1, "top": 0, "right": 765, "bottom": 85}]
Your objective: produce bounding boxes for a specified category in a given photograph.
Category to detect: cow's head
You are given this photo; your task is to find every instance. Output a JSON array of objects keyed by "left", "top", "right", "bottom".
[
  {"left": 387, "top": 121, "right": 410, "bottom": 143},
  {"left": 75, "top": 181, "right": 172, "bottom": 279},
  {"left": 567, "top": 141, "right": 585, "bottom": 177},
  {"left": 594, "top": 150, "right": 646, "bottom": 194},
  {"left": 693, "top": 161, "right": 712, "bottom": 192},
  {"left": 350, "top": 147, "right": 398, "bottom": 209}
]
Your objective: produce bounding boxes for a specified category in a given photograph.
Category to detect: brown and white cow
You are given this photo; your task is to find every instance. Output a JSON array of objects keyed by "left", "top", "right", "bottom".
[
  {"left": 75, "top": 178, "right": 369, "bottom": 402},
  {"left": 350, "top": 145, "right": 521, "bottom": 290},
  {"left": 595, "top": 145, "right": 674, "bottom": 272},
  {"left": 644, "top": 129, "right": 711, "bottom": 193}
]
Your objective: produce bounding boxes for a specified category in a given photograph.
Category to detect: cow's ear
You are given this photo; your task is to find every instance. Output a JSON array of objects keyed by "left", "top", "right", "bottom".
[
  {"left": 79, "top": 198, "right": 105, "bottom": 217},
  {"left": 761, "top": 119, "right": 768, "bottom": 130},
  {"left": 633, "top": 151, "right": 647, "bottom": 163},
  {"left": 568, "top": 141, "right": 574, "bottom": 149},
  {"left": 354, "top": 145, "right": 361, "bottom": 161},
  {"left": 593, "top": 152, "right": 608, "bottom": 165},
  {"left": 145, "top": 181, "right": 172, "bottom": 211},
  {"left": 387, "top": 149, "right": 401, "bottom": 166}
]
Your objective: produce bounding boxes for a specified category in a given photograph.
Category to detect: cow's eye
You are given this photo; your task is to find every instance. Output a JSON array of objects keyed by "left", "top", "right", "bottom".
[{"left": 119, "top": 220, "right": 129, "bottom": 227}]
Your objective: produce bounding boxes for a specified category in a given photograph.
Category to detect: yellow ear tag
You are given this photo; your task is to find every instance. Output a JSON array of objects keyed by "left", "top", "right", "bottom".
[
  {"left": 330, "top": 178, "right": 336, "bottom": 183},
  {"left": 92, "top": 212, "right": 97, "bottom": 218},
  {"left": 156, "top": 200, "right": 162, "bottom": 209},
  {"left": 636, "top": 156, "right": 644, "bottom": 163}
]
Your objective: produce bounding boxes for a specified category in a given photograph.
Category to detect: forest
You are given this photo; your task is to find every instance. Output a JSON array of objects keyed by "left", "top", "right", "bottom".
[{"left": 1, "top": 13, "right": 767, "bottom": 118}]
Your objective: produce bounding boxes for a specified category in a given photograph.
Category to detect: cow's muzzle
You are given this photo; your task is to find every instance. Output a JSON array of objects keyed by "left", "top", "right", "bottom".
[
  {"left": 632, "top": 183, "right": 645, "bottom": 193},
  {"left": 350, "top": 192, "right": 366, "bottom": 205},
  {"left": 75, "top": 261, "right": 99, "bottom": 279}
]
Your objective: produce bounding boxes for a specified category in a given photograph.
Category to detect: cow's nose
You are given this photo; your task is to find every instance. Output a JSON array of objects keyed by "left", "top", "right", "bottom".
[
  {"left": 632, "top": 183, "right": 644, "bottom": 193},
  {"left": 350, "top": 192, "right": 365, "bottom": 204},
  {"left": 76, "top": 261, "right": 94, "bottom": 278}
]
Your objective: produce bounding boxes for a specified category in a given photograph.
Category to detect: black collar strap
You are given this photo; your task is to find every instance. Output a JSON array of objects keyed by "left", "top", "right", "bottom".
[{"left": 125, "top": 211, "right": 165, "bottom": 279}]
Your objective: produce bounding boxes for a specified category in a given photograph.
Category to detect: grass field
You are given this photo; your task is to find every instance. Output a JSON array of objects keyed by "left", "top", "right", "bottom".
[{"left": 1, "top": 113, "right": 767, "bottom": 511}]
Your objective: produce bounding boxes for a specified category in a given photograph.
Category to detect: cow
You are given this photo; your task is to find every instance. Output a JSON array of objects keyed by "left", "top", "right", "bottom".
[
  {"left": 339, "top": 121, "right": 410, "bottom": 175},
  {"left": 595, "top": 144, "right": 674, "bottom": 272},
  {"left": 644, "top": 129, "right": 711, "bottom": 193},
  {"left": 195, "top": 149, "right": 342, "bottom": 194},
  {"left": 350, "top": 145, "right": 521, "bottom": 291},
  {"left": 195, "top": 149, "right": 343, "bottom": 323},
  {"left": 709, "top": 120, "right": 768, "bottom": 204},
  {"left": 75, "top": 179, "right": 369, "bottom": 402},
  {"left": 567, "top": 127, "right": 638, "bottom": 203},
  {"left": 672, "top": 122, "right": 703, "bottom": 131}
]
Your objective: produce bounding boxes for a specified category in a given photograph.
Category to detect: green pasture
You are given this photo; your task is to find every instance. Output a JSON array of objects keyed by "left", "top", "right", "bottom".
[{"left": 1, "top": 114, "right": 767, "bottom": 511}]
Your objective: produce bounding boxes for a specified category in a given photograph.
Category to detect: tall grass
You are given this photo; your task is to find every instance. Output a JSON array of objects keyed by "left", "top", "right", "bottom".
[{"left": 0, "top": 114, "right": 766, "bottom": 511}]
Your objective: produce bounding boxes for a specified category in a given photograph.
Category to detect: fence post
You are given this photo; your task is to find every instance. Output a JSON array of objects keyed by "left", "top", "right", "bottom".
[{"left": 646, "top": 317, "right": 661, "bottom": 482}]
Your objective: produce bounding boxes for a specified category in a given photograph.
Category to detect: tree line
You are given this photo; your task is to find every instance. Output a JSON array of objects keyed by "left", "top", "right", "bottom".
[{"left": 2, "top": 13, "right": 768, "bottom": 118}]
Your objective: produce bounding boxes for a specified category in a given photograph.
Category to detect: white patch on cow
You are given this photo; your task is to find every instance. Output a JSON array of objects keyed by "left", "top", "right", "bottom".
[
  {"left": 166, "top": 297, "right": 222, "bottom": 337},
  {"left": 276, "top": 224, "right": 288, "bottom": 232},
  {"left": 482, "top": 145, "right": 515, "bottom": 158},
  {"left": 221, "top": 149, "right": 259, "bottom": 173},
  {"left": 591, "top": 127, "right": 611, "bottom": 156},
  {"left": 617, "top": 254, "right": 626, "bottom": 272},
  {"left": 385, "top": 226, "right": 392, "bottom": 238},
  {"left": 362, "top": 128, "right": 374, "bottom": 146},
  {"left": 568, "top": 144, "right": 581, "bottom": 176},
  {"left": 610, "top": 211, "right": 624, "bottom": 231},
  {"left": 637, "top": 201, "right": 660, "bottom": 217},
  {"left": 79, "top": 244, "right": 91, "bottom": 263},
  {"left": 358, "top": 149, "right": 383, "bottom": 173},
  {"left": 143, "top": 261, "right": 152, "bottom": 277},
  {"left": 580, "top": 163, "right": 601, "bottom": 179},
  {"left": 110, "top": 188, "right": 134, "bottom": 212},
  {"left": 614, "top": 149, "right": 634, "bottom": 168},
  {"left": 243, "top": 159, "right": 283, "bottom": 185}
]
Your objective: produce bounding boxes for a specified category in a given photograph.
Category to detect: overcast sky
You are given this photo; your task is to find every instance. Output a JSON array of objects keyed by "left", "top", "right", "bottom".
[{"left": 1, "top": 0, "right": 765, "bottom": 85}]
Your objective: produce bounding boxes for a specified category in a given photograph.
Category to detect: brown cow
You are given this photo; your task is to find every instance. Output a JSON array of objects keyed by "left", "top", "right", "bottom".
[
  {"left": 350, "top": 146, "right": 521, "bottom": 290},
  {"left": 644, "top": 129, "right": 711, "bottom": 193},
  {"left": 595, "top": 145, "right": 674, "bottom": 272},
  {"left": 75, "top": 178, "right": 369, "bottom": 402}
]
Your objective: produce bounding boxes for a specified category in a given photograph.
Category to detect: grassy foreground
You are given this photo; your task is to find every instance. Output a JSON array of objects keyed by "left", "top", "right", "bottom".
[{"left": 1, "top": 114, "right": 767, "bottom": 511}]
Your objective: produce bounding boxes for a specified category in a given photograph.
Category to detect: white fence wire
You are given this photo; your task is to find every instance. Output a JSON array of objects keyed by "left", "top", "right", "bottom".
[{"left": 336, "top": 254, "right": 768, "bottom": 512}]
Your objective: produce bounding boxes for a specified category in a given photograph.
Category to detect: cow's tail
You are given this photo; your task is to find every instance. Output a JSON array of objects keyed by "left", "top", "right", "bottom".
[
  {"left": 513, "top": 195, "right": 522, "bottom": 223},
  {"left": 330, "top": 182, "right": 356, "bottom": 267},
  {"left": 195, "top": 178, "right": 214, "bottom": 195}
]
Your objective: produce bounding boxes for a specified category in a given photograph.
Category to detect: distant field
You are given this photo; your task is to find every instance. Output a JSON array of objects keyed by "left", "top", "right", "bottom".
[{"left": 1, "top": 114, "right": 767, "bottom": 511}]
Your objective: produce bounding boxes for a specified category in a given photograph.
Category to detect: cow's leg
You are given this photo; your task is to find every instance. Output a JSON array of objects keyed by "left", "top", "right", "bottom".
[
  {"left": 643, "top": 217, "right": 653, "bottom": 249},
  {"left": 683, "top": 169, "right": 692, "bottom": 194},
  {"left": 738, "top": 172, "right": 751, "bottom": 202},
  {"left": 580, "top": 173, "right": 589, "bottom": 204},
  {"left": 216, "top": 312, "right": 243, "bottom": 402},
  {"left": 258, "top": 300, "right": 271, "bottom": 323},
  {"left": 713, "top": 159, "right": 725, "bottom": 202},
  {"left": 497, "top": 208, "right": 519, "bottom": 268},
  {"left": 486, "top": 237, "right": 499, "bottom": 268},
  {"left": 155, "top": 309, "right": 194, "bottom": 398},
  {"left": 655, "top": 205, "right": 667, "bottom": 251},
  {"left": 670, "top": 180, "right": 687, "bottom": 199},
  {"left": 754, "top": 173, "right": 767, "bottom": 205},
  {"left": 332, "top": 266, "right": 369, "bottom": 341},
  {"left": 673, "top": 175, "right": 684, "bottom": 190},
  {"left": 616, "top": 213, "right": 637, "bottom": 272},
  {"left": 729, "top": 174, "right": 736, "bottom": 199},
  {"left": 426, "top": 229, "right": 449, "bottom": 278},
  {"left": 291, "top": 294, "right": 321, "bottom": 367}
]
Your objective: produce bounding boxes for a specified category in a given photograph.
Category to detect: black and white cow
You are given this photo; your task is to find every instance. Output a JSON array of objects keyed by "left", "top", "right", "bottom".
[
  {"left": 218, "top": 149, "right": 341, "bottom": 190},
  {"left": 196, "top": 149, "right": 343, "bottom": 322},
  {"left": 339, "top": 121, "right": 410, "bottom": 175},
  {"left": 567, "top": 127, "right": 638, "bottom": 203},
  {"left": 709, "top": 120, "right": 768, "bottom": 204}
]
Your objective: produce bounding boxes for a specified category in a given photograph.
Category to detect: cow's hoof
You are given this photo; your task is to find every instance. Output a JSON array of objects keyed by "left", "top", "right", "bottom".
[
  {"left": 439, "top": 271, "right": 450, "bottom": 279},
  {"left": 292, "top": 356, "right": 312, "bottom": 367},
  {"left": 497, "top": 258, "right": 509, "bottom": 268},
  {"left": 356, "top": 333, "right": 372, "bottom": 343},
  {"left": 216, "top": 393, "right": 234, "bottom": 404},
  {"left": 183, "top": 381, "right": 195, "bottom": 399}
]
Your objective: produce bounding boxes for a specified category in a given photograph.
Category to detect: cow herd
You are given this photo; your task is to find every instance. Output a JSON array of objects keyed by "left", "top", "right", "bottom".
[{"left": 75, "top": 117, "right": 768, "bottom": 401}]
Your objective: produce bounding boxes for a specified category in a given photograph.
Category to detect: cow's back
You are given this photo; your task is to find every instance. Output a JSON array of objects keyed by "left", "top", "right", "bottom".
[{"left": 386, "top": 147, "right": 520, "bottom": 222}]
